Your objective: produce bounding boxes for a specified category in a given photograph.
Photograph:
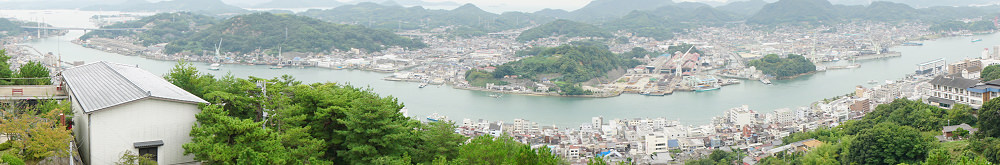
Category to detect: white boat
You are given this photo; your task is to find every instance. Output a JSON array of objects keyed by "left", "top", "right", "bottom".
[
  {"left": 208, "top": 63, "right": 221, "bottom": 70},
  {"left": 426, "top": 113, "right": 446, "bottom": 122},
  {"left": 867, "top": 80, "right": 878, "bottom": 84},
  {"left": 489, "top": 93, "right": 503, "bottom": 98},
  {"left": 760, "top": 78, "right": 772, "bottom": 85},
  {"left": 419, "top": 83, "right": 428, "bottom": 88},
  {"left": 270, "top": 64, "right": 284, "bottom": 69}
]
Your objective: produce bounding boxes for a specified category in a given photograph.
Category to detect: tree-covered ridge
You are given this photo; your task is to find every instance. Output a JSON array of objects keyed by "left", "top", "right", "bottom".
[
  {"left": 602, "top": 11, "right": 685, "bottom": 41},
  {"left": 516, "top": 19, "right": 612, "bottom": 42},
  {"left": 299, "top": 3, "right": 553, "bottom": 36},
  {"left": 747, "top": 54, "right": 816, "bottom": 79},
  {"left": 722, "top": 99, "right": 992, "bottom": 165},
  {"left": 80, "top": 12, "right": 220, "bottom": 46},
  {"left": 165, "top": 62, "right": 564, "bottom": 164},
  {"left": 747, "top": 0, "right": 838, "bottom": 25},
  {"left": 0, "top": 18, "right": 23, "bottom": 37},
  {"left": 164, "top": 12, "right": 426, "bottom": 54},
  {"left": 500, "top": 44, "right": 635, "bottom": 83},
  {"left": 747, "top": 0, "right": 999, "bottom": 25}
]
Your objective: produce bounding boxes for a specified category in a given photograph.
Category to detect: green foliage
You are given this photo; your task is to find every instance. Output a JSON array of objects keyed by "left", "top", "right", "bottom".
[
  {"left": 1, "top": 154, "right": 24, "bottom": 165},
  {"left": 0, "top": 50, "right": 13, "bottom": 85},
  {"left": 0, "top": 140, "right": 11, "bottom": 151},
  {"left": 517, "top": 20, "right": 612, "bottom": 42},
  {"left": 555, "top": 82, "right": 592, "bottom": 96},
  {"left": 165, "top": 13, "right": 425, "bottom": 54},
  {"left": 115, "top": 150, "right": 158, "bottom": 165},
  {"left": 413, "top": 121, "right": 468, "bottom": 163},
  {"left": 930, "top": 20, "right": 997, "bottom": 32},
  {"left": 965, "top": 137, "right": 1000, "bottom": 164},
  {"left": 983, "top": 65, "right": 1000, "bottom": 82},
  {"left": 747, "top": 0, "right": 837, "bottom": 25},
  {"left": 500, "top": 45, "right": 632, "bottom": 83},
  {"left": 0, "top": 108, "right": 72, "bottom": 161},
  {"left": 782, "top": 127, "right": 843, "bottom": 144},
  {"left": 747, "top": 54, "right": 816, "bottom": 79},
  {"left": 685, "top": 150, "right": 740, "bottom": 165},
  {"left": 603, "top": 11, "right": 684, "bottom": 41},
  {"left": 855, "top": 99, "right": 954, "bottom": 132},
  {"left": 183, "top": 105, "right": 300, "bottom": 164},
  {"left": 924, "top": 149, "right": 951, "bottom": 165},
  {"left": 443, "top": 135, "right": 563, "bottom": 165},
  {"left": 299, "top": 3, "right": 553, "bottom": 34},
  {"left": 464, "top": 69, "right": 509, "bottom": 87},
  {"left": 622, "top": 47, "right": 655, "bottom": 59},
  {"left": 15, "top": 61, "right": 51, "bottom": 85},
  {"left": 0, "top": 18, "right": 24, "bottom": 37},
  {"left": 80, "top": 12, "right": 219, "bottom": 46},
  {"left": 844, "top": 122, "right": 936, "bottom": 165},
  {"left": 982, "top": 98, "right": 1000, "bottom": 138},
  {"left": 799, "top": 143, "right": 842, "bottom": 165},
  {"left": 164, "top": 61, "right": 217, "bottom": 98}
]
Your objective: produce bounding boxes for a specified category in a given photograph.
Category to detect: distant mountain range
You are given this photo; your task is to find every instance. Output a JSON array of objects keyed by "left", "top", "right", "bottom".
[
  {"left": 299, "top": 3, "right": 554, "bottom": 34},
  {"left": 747, "top": 0, "right": 998, "bottom": 25}
]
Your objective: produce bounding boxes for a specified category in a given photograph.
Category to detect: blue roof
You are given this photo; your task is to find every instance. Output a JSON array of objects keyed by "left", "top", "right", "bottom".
[
  {"left": 660, "top": 54, "right": 672, "bottom": 57},
  {"left": 597, "top": 151, "right": 611, "bottom": 157}
]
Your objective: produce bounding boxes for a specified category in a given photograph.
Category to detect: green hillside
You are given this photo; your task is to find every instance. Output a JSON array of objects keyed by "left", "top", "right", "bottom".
[
  {"left": 298, "top": 3, "right": 553, "bottom": 36},
  {"left": 516, "top": 19, "right": 612, "bottom": 42},
  {"left": 164, "top": 13, "right": 426, "bottom": 54},
  {"left": 80, "top": 12, "right": 219, "bottom": 46}
]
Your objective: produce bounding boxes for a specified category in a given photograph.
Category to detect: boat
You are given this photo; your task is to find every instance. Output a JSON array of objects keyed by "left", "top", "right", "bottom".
[
  {"left": 419, "top": 83, "right": 428, "bottom": 88},
  {"left": 270, "top": 64, "right": 284, "bottom": 69},
  {"left": 208, "top": 63, "right": 221, "bottom": 70},
  {"left": 760, "top": 79, "right": 772, "bottom": 85},
  {"left": 426, "top": 113, "right": 446, "bottom": 122},
  {"left": 902, "top": 42, "right": 924, "bottom": 46},
  {"left": 695, "top": 85, "right": 721, "bottom": 92},
  {"left": 867, "top": 80, "right": 878, "bottom": 84},
  {"left": 973, "top": 39, "right": 983, "bottom": 42},
  {"left": 489, "top": 93, "right": 503, "bottom": 98}
]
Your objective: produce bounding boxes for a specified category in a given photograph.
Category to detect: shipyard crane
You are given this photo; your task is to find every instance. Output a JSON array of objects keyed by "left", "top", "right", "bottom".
[{"left": 674, "top": 45, "right": 696, "bottom": 77}]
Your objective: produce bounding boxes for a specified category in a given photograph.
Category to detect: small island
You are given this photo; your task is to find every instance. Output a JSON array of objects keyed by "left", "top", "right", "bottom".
[{"left": 748, "top": 54, "right": 817, "bottom": 79}]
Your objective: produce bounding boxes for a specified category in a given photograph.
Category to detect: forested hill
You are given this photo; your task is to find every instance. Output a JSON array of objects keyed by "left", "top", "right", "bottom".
[
  {"left": 80, "top": 12, "right": 219, "bottom": 46},
  {"left": 298, "top": 3, "right": 554, "bottom": 36},
  {"left": 747, "top": 0, "right": 838, "bottom": 25},
  {"left": 516, "top": 20, "right": 612, "bottom": 42},
  {"left": 748, "top": 0, "right": 999, "bottom": 25},
  {"left": 164, "top": 13, "right": 426, "bottom": 54},
  {"left": 0, "top": 18, "right": 22, "bottom": 37}
]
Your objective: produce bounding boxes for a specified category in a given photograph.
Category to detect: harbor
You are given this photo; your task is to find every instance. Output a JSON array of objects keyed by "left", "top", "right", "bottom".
[{"left": 4, "top": 10, "right": 999, "bottom": 127}]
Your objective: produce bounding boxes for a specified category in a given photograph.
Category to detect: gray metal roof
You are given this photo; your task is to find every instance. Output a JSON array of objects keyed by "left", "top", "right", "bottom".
[
  {"left": 62, "top": 61, "right": 207, "bottom": 113},
  {"left": 929, "top": 76, "right": 980, "bottom": 88}
]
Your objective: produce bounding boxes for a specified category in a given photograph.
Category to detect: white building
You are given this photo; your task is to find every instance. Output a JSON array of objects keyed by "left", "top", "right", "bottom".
[
  {"left": 926, "top": 76, "right": 981, "bottom": 108},
  {"left": 64, "top": 62, "right": 208, "bottom": 165},
  {"left": 643, "top": 133, "right": 669, "bottom": 154},
  {"left": 774, "top": 108, "right": 795, "bottom": 125}
]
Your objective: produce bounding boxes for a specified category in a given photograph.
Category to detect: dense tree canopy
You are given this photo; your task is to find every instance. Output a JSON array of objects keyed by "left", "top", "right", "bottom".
[
  {"left": 165, "top": 13, "right": 426, "bottom": 54},
  {"left": 300, "top": 3, "right": 553, "bottom": 36},
  {"left": 980, "top": 98, "right": 1000, "bottom": 138},
  {"left": 501, "top": 44, "right": 636, "bottom": 83},
  {"left": 747, "top": 54, "right": 816, "bottom": 79},
  {"left": 844, "top": 122, "right": 936, "bottom": 165},
  {"left": 16, "top": 61, "right": 51, "bottom": 85},
  {"left": 168, "top": 62, "right": 558, "bottom": 164},
  {"left": 80, "top": 12, "right": 220, "bottom": 46},
  {"left": 982, "top": 65, "right": 1000, "bottom": 82},
  {"left": 516, "top": 20, "right": 612, "bottom": 42}
]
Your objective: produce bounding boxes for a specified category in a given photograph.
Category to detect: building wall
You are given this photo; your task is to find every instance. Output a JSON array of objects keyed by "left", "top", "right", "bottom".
[
  {"left": 69, "top": 92, "right": 91, "bottom": 164},
  {"left": 87, "top": 99, "right": 201, "bottom": 165}
]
